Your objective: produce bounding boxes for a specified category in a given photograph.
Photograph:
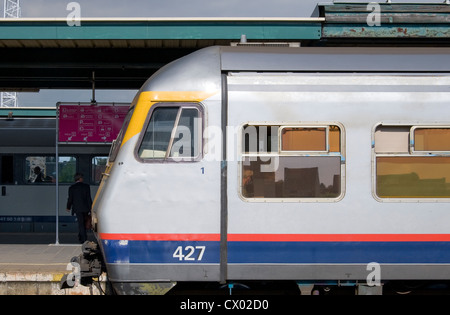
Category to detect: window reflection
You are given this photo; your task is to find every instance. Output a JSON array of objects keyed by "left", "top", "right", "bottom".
[
  {"left": 242, "top": 156, "right": 341, "bottom": 198},
  {"left": 375, "top": 124, "right": 450, "bottom": 199},
  {"left": 26, "top": 156, "right": 76, "bottom": 184},
  {"left": 377, "top": 156, "right": 450, "bottom": 198},
  {"left": 241, "top": 124, "right": 343, "bottom": 200}
]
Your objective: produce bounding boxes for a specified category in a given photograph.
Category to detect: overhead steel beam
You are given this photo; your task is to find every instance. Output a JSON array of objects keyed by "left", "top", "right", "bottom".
[
  {"left": 0, "top": 18, "right": 323, "bottom": 41},
  {"left": 323, "top": 24, "right": 450, "bottom": 39},
  {"left": 321, "top": 2, "right": 450, "bottom": 39}
]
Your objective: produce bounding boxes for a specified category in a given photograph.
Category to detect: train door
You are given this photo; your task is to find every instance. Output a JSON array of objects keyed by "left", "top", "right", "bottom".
[
  {"left": 129, "top": 101, "right": 222, "bottom": 281},
  {"left": 224, "top": 73, "right": 346, "bottom": 281}
]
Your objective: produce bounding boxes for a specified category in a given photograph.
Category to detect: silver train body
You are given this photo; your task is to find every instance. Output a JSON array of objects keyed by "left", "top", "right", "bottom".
[{"left": 92, "top": 46, "right": 450, "bottom": 294}]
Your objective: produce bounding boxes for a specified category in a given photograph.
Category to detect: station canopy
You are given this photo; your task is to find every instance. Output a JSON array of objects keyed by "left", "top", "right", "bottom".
[{"left": 0, "top": 3, "right": 448, "bottom": 91}]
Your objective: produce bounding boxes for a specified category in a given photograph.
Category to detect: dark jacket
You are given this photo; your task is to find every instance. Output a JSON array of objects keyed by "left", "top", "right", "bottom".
[{"left": 67, "top": 181, "right": 92, "bottom": 214}]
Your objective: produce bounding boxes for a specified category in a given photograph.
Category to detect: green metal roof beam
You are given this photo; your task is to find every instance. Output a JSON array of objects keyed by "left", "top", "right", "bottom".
[
  {"left": 0, "top": 108, "right": 56, "bottom": 117},
  {"left": 0, "top": 19, "right": 322, "bottom": 40}
]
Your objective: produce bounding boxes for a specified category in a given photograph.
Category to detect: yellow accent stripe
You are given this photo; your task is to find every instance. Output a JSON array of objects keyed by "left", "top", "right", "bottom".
[{"left": 122, "top": 91, "right": 218, "bottom": 147}]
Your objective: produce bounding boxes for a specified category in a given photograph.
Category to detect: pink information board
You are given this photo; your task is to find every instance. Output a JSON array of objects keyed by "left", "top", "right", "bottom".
[{"left": 58, "top": 103, "right": 129, "bottom": 143}]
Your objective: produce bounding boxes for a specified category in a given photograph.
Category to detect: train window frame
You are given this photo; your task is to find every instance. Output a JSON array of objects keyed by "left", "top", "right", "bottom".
[
  {"left": 135, "top": 102, "right": 204, "bottom": 163},
  {"left": 373, "top": 123, "right": 450, "bottom": 202},
  {"left": 239, "top": 122, "right": 346, "bottom": 203},
  {"left": 24, "top": 155, "right": 77, "bottom": 184}
]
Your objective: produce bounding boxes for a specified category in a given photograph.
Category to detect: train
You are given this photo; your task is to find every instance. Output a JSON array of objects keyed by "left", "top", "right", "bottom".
[{"left": 68, "top": 45, "right": 450, "bottom": 295}]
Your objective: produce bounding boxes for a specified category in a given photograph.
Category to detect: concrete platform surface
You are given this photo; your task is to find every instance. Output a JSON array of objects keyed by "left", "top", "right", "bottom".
[
  {"left": 0, "top": 244, "right": 81, "bottom": 273},
  {"left": 0, "top": 234, "right": 105, "bottom": 295}
]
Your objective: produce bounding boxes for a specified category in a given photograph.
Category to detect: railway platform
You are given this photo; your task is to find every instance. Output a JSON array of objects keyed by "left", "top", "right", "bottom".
[{"left": 0, "top": 233, "right": 105, "bottom": 295}]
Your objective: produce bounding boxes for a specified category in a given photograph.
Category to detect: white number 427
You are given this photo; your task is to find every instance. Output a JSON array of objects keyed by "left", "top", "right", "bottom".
[{"left": 173, "top": 246, "right": 206, "bottom": 261}]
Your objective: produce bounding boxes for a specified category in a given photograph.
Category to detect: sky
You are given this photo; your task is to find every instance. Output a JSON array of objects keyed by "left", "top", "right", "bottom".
[
  {"left": 8, "top": 0, "right": 446, "bottom": 107},
  {"left": 20, "top": 0, "right": 329, "bottom": 18},
  {"left": 17, "top": 0, "right": 444, "bottom": 18}
]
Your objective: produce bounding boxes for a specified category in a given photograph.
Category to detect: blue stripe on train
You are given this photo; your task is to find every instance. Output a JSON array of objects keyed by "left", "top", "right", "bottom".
[
  {"left": 101, "top": 240, "right": 450, "bottom": 264},
  {"left": 228, "top": 241, "right": 450, "bottom": 264},
  {"left": 102, "top": 240, "right": 221, "bottom": 264}
]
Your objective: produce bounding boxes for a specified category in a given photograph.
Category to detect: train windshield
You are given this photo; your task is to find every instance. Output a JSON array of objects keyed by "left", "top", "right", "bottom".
[{"left": 108, "top": 108, "right": 134, "bottom": 163}]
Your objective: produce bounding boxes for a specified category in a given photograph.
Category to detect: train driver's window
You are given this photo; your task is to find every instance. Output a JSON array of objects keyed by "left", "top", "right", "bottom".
[
  {"left": 241, "top": 124, "right": 344, "bottom": 201},
  {"left": 374, "top": 125, "right": 450, "bottom": 199},
  {"left": 25, "top": 156, "right": 77, "bottom": 184},
  {"left": 92, "top": 156, "right": 108, "bottom": 184},
  {"left": 109, "top": 108, "right": 133, "bottom": 163},
  {"left": 137, "top": 104, "right": 202, "bottom": 162}
]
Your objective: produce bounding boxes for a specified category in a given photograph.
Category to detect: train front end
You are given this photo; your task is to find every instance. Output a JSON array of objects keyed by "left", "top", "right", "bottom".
[{"left": 91, "top": 47, "right": 223, "bottom": 295}]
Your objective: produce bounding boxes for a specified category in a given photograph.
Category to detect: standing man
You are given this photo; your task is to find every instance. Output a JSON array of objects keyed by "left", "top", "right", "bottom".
[{"left": 66, "top": 173, "right": 92, "bottom": 244}]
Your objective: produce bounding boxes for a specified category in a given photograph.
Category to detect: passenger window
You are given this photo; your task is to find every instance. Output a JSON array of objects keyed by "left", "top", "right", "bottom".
[
  {"left": 242, "top": 125, "right": 278, "bottom": 153},
  {"left": 25, "top": 156, "right": 76, "bottom": 184},
  {"left": 281, "top": 127, "right": 327, "bottom": 151},
  {"left": 374, "top": 125, "right": 450, "bottom": 199},
  {"left": 413, "top": 128, "right": 450, "bottom": 151},
  {"left": 241, "top": 124, "right": 344, "bottom": 200},
  {"left": 374, "top": 126, "right": 410, "bottom": 153},
  {"left": 137, "top": 104, "right": 202, "bottom": 161}
]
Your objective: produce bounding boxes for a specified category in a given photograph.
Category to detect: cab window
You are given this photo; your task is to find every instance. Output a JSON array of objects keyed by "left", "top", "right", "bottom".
[{"left": 137, "top": 104, "right": 203, "bottom": 162}]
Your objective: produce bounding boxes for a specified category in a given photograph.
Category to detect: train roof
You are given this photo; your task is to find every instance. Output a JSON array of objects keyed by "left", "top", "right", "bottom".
[
  {"left": 140, "top": 46, "right": 450, "bottom": 94},
  {"left": 218, "top": 46, "right": 450, "bottom": 72}
]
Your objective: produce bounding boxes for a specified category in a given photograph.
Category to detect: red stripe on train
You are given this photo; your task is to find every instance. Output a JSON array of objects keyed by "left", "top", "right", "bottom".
[{"left": 99, "top": 233, "right": 450, "bottom": 242}]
